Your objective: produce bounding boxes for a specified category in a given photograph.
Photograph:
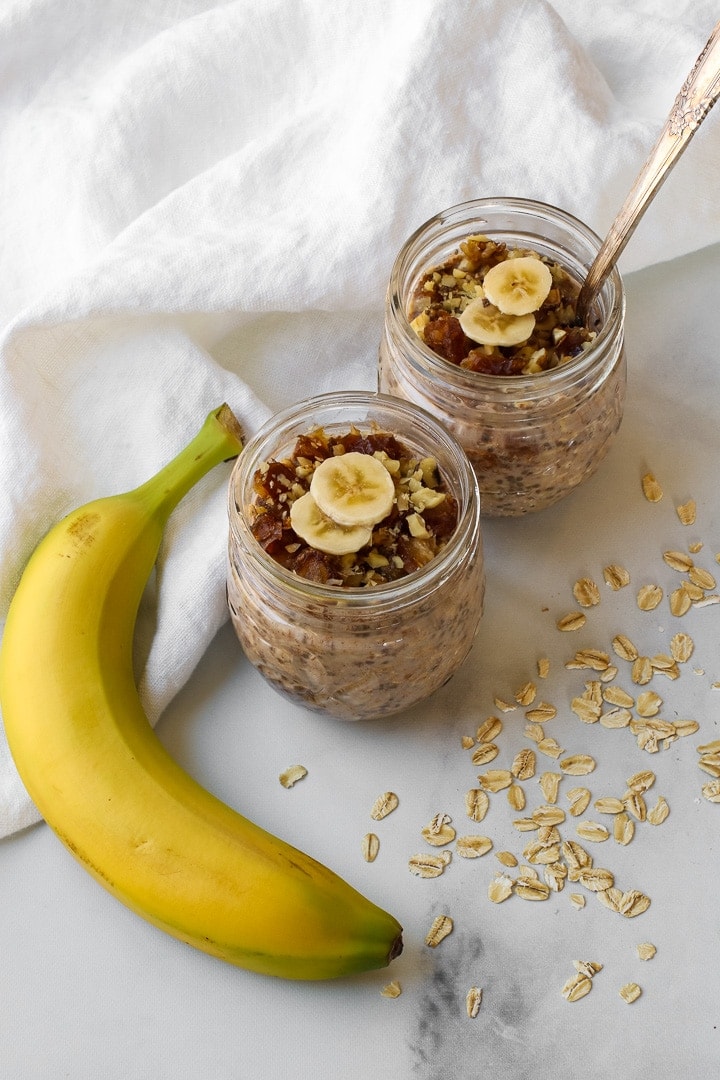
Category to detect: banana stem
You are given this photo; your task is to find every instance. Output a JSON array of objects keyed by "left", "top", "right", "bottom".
[{"left": 132, "top": 404, "right": 244, "bottom": 523}]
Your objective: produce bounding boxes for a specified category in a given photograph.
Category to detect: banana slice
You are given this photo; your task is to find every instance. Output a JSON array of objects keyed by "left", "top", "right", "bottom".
[
  {"left": 459, "top": 298, "right": 536, "bottom": 347},
  {"left": 310, "top": 452, "right": 395, "bottom": 528},
  {"left": 290, "top": 492, "right": 372, "bottom": 555},
  {"left": 482, "top": 256, "right": 553, "bottom": 316}
]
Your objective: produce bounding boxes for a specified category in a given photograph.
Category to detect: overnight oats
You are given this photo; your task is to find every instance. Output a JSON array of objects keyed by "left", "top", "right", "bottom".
[
  {"left": 379, "top": 198, "right": 627, "bottom": 516},
  {"left": 226, "top": 392, "right": 484, "bottom": 721}
]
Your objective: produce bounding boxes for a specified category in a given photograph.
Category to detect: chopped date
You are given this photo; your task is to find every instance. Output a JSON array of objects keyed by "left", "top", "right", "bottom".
[{"left": 422, "top": 310, "right": 473, "bottom": 365}]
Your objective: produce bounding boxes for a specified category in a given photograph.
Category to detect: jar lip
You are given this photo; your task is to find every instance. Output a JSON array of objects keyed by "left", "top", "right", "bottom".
[
  {"left": 228, "top": 390, "right": 481, "bottom": 605},
  {"left": 387, "top": 196, "right": 625, "bottom": 393}
]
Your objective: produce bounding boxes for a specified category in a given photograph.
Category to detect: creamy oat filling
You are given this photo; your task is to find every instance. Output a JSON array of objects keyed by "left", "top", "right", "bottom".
[
  {"left": 249, "top": 426, "right": 458, "bottom": 586},
  {"left": 409, "top": 234, "right": 596, "bottom": 375}
]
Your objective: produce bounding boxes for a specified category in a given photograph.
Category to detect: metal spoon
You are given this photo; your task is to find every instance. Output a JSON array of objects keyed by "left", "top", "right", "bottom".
[{"left": 576, "top": 21, "right": 720, "bottom": 326}]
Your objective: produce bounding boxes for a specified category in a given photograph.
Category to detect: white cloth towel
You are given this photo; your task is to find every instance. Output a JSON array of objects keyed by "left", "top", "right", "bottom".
[{"left": 1, "top": 0, "right": 719, "bottom": 837}]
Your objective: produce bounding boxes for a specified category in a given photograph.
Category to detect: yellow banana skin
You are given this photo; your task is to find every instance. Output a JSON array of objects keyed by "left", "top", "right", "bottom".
[{"left": 0, "top": 405, "right": 402, "bottom": 979}]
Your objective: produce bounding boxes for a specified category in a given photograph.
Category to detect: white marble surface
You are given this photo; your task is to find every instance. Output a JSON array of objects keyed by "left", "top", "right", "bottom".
[{"left": 3, "top": 244, "right": 720, "bottom": 1078}]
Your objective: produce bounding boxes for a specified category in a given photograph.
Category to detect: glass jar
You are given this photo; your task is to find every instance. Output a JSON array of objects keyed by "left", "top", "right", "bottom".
[
  {"left": 379, "top": 198, "right": 626, "bottom": 516},
  {"left": 227, "top": 391, "right": 484, "bottom": 722}
]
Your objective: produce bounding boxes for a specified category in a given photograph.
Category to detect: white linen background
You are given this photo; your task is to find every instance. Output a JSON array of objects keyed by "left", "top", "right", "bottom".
[{"left": 1, "top": 0, "right": 718, "bottom": 837}]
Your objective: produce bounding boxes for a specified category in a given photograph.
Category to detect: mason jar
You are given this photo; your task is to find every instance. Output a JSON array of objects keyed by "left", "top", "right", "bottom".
[
  {"left": 379, "top": 198, "right": 626, "bottom": 516},
  {"left": 227, "top": 391, "right": 484, "bottom": 721}
]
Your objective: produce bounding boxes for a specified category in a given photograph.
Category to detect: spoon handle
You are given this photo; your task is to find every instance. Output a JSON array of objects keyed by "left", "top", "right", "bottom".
[{"left": 577, "top": 21, "right": 720, "bottom": 324}]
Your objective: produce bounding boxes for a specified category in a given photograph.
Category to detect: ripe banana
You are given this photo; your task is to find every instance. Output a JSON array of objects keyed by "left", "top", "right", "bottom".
[
  {"left": 310, "top": 452, "right": 395, "bottom": 527},
  {"left": 482, "top": 255, "right": 552, "bottom": 316},
  {"left": 459, "top": 299, "right": 536, "bottom": 347},
  {"left": 290, "top": 492, "right": 373, "bottom": 555},
  {"left": 0, "top": 404, "right": 402, "bottom": 979},
  {"left": 459, "top": 255, "right": 553, "bottom": 347}
]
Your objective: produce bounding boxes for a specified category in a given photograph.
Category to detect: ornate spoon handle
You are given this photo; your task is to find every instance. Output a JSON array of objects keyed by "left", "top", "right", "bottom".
[{"left": 577, "top": 21, "right": 720, "bottom": 325}]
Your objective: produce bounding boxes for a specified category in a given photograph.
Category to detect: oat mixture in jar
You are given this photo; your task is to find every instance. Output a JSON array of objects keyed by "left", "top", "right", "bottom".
[
  {"left": 379, "top": 198, "right": 626, "bottom": 516},
  {"left": 227, "top": 392, "right": 484, "bottom": 722}
]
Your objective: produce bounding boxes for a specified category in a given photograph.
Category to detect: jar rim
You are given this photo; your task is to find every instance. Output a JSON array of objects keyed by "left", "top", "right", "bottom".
[
  {"left": 227, "top": 390, "right": 481, "bottom": 607},
  {"left": 386, "top": 196, "right": 625, "bottom": 397}
]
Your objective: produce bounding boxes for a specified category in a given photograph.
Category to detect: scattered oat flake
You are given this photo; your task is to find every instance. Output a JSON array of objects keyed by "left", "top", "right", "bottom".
[
  {"left": 477, "top": 716, "right": 503, "bottom": 742},
  {"left": 694, "top": 593, "right": 720, "bottom": 608},
  {"left": 557, "top": 612, "right": 587, "bottom": 632},
  {"left": 641, "top": 472, "right": 663, "bottom": 502},
  {"left": 689, "top": 566, "right": 717, "bottom": 590},
  {"left": 570, "top": 893, "right": 586, "bottom": 910},
  {"left": 574, "top": 960, "right": 603, "bottom": 978},
  {"left": 279, "top": 764, "right": 308, "bottom": 788},
  {"left": 537, "top": 737, "right": 564, "bottom": 759},
  {"left": 627, "top": 770, "right": 655, "bottom": 793},
  {"left": 515, "top": 681, "right": 537, "bottom": 706},
  {"left": 636, "top": 690, "right": 663, "bottom": 717},
  {"left": 572, "top": 696, "right": 602, "bottom": 724},
  {"left": 676, "top": 499, "right": 696, "bottom": 525},
  {"left": 670, "top": 632, "right": 694, "bottom": 663},
  {"left": 466, "top": 986, "right": 483, "bottom": 1018},
  {"left": 370, "top": 791, "right": 399, "bottom": 820},
  {"left": 623, "top": 791, "right": 647, "bottom": 821},
  {"left": 670, "top": 587, "right": 692, "bottom": 617},
  {"left": 495, "top": 850, "right": 518, "bottom": 867},
  {"left": 578, "top": 867, "right": 614, "bottom": 892},
  {"left": 631, "top": 656, "right": 653, "bottom": 685},
  {"left": 602, "top": 686, "right": 635, "bottom": 708},
  {"left": 562, "top": 972, "right": 593, "bottom": 1002},
  {"left": 515, "top": 878, "right": 551, "bottom": 901},
  {"left": 647, "top": 796, "right": 670, "bottom": 825},
  {"left": 539, "top": 772, "right": 562, "bottom": 803},
  {"left": 461, "top": 735, "right": 475, "bottom": 749},
  {"left": 425, "top": 914, "right": 454, "bottom": 947},
  {"left": 511, "top": 748, "right": 537, "bottom": 780},
  {"left": 570, "top": 648, "right": 610, "bottom": 671},
  {"left": 537, "top": 657, "right": 550, "bottom": 679},
  {"left": 576, "top": 821, "right": 610, "bottom": 842},
  {"left": 560, "top": 754, "right": 596, "bottom": 776},
  {"left": 573, "top": 577, "right": 601, "bottom": 607},
  {"left": 456, "top": 835, "right": 493, "bottom": 858},
  {"left": 702, "top": 780, "right": 720, "bottom": 803},
  {"left": 532, "top": 804, "right": 566, "bottom": 826},
  {"left": 479, "top": 769, "right": 513, "bottom": 792},
  {"left": 637, "top": 942, "right": 657, "bottom": 961},
  {"left": 488, "top": 874, "right": 514, "bottom": 903},
  {"left": 361, "top": 833, "right": 379, "bottom": 862},
  {"left": 619, "top": 982, "right": 642, "bottom": 1003},
  {"left": 637, "top": 584, "right": 663, "bottom": 611},
  {"left": 544, "top": 863, "right": 567, "bottom": 892},
  {"left": 663, "top": 550, "right": 694, "bottom": 572},
  {"left": 408, "top": 853, "right": 449, "bottom": 878},
  {"left": 465, "top": 788, "right": 490, "bottom": 822},
  {"left": 507, "top": 783, "right": 526, "bottom": 811},
  {"left": 613, "top": 812, "right": 635, "bottom": 845},
  {"left": 381, "top": 980, "right": 402, "bottom": 999},
  {"left": 421, "top": 816, "right": 456, "bottom": 847},
  {"left": 594, "top": 797, "right": 625, "bottom": 814},
  {"left": 604, "top": 564, "right": 630, "bottom": 590},
  {"left": 526, "top": 702, "right": 557, "bottom": 723},
  {"left": 618, "top": 890, "right": 651, "bottom": 918},
  {"left": 600, "top": 707, "right": 633, "bottom": 729},
  {"left": 566, "top": 787, "right": 591, "bottom": 816},
  {"left": 493, "top": 697, "right": 517, "bottom": 713},
  {"left": 471, "top": 741, "right": 500, "bottom": 766},
  {"left": 612, "top": 634, "right": 639, "bottom": 662}
]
